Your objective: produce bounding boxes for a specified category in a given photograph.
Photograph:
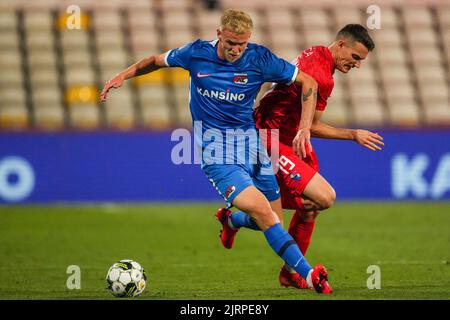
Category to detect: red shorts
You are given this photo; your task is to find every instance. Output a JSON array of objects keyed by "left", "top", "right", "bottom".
[{"left": 273, "top": 142, "right": 319, "bottom": 210}]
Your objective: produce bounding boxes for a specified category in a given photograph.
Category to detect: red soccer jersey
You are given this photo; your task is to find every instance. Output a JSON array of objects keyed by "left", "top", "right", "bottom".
[{"left": 254, "top": 46, "right": 335, "bottom": 145}]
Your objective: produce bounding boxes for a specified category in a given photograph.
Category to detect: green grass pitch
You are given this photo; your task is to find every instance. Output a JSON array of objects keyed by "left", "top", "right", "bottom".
[{"left": 0, "top": 202, "right": 449, "bottom": 300}]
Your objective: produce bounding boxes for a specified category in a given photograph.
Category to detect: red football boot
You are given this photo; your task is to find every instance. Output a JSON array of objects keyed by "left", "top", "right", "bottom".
[
  {"left": 215, "top": 208, "right": 239, "bottom": 249},
  {"left": 310, "top": 264, "right": 333, "bottom": 294},
  {"left": 279, "top": 266, "right": 310, "bottom": 289}
]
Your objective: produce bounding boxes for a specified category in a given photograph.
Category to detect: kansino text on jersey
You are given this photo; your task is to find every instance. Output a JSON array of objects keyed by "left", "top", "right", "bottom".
[{"left": 197, "top": 87, "right": 245, "bottom": 101}]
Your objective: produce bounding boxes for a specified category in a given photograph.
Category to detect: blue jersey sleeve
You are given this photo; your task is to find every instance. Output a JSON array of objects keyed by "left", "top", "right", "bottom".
[
  {"left": 258, "top": 48, "right": 298, "bottom": 85},
  {"left": 165, "top": 40, "right": 200, "bottom": 70}
]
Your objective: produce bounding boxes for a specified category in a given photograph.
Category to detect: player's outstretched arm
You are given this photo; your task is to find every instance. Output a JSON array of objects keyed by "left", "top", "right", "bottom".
[
  {"left": 100, "top": 53, "right": 167, "bottom": 102},
  {"left": 292, "top": 70, "right": 318, "bottom": 158},
  {"left": 310, "top": 111, "right": 384, "bottom": 151},
  {"left": 351, "top": 129, "right": 384, "bottom": 151}
]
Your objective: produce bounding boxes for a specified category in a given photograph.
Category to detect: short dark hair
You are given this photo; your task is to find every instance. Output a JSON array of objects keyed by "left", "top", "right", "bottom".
[{"left": 336, "top": 24, "right": 375, "bottom": 51}]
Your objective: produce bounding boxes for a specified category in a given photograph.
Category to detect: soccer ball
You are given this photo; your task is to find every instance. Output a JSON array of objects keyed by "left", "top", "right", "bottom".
[{"left": 106, "top": 259, "right": 147, "bottom": 297}]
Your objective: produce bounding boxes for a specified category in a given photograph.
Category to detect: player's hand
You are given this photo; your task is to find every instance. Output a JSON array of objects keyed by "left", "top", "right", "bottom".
[
  {"left": 354, "top": 130, "right": 384, "bottom": 151},
  {"left": 293, "top": 128, "right": 312, "bottom": 158},
  {"left": 100, "top": 75, "right": 124, "bottom": 102}
]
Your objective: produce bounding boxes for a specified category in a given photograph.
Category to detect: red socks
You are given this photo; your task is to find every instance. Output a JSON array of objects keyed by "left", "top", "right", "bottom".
[{"left": 288, "top": 209, "right": 316, "bottom": 256}]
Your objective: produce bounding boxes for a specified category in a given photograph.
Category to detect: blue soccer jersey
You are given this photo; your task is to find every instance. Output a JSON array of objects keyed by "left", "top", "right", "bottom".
[
  {"left": 164, "top": 39, "right": 315, "bottom": 279},
  {"left": 165, "top": 39, "right": 298, "bottom": 166}
]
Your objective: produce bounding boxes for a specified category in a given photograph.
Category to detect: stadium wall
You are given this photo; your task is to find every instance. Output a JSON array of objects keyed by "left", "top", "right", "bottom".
[{"left": 0, "top": 130, "right": 449, "bottom": 203}]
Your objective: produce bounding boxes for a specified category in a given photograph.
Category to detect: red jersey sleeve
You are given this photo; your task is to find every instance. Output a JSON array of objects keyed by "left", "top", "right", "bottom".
[
  {"left": 296, "top": 47, "right": 334, "bottom": 111},
  {"left": 254, "top": 46, "right": 335, "bottom": 146}
]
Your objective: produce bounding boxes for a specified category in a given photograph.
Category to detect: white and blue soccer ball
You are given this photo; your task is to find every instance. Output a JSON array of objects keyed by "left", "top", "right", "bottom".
[{"left": 106, "top": 259, "right": 147, "bottom": 297}]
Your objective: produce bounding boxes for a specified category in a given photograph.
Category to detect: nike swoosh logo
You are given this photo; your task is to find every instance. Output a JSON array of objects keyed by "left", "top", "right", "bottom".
[
  {"left": 276, "top": 189, "right": 280, "bottom": 194},
  {"left": 197, "top": 72, "right": 212, "bottom": 78}
]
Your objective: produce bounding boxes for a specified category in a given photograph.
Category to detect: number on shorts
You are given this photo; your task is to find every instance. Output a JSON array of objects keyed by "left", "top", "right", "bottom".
[{"left": 279, "top": 155, "right": 295, "bottom": 174}]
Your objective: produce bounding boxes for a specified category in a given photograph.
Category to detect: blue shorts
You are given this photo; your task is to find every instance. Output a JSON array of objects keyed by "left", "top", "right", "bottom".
[{"left": 202, "top": 162, "right": 280, "bottom": 208}]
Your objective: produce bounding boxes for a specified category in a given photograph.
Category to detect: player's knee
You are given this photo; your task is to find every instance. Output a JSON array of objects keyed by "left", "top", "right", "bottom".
[
  {"left": 317, "top": 187, "right": 336, "bottom": 210},
  {"left": 248, "top": 205, "right": 279, "bottom": 230}
]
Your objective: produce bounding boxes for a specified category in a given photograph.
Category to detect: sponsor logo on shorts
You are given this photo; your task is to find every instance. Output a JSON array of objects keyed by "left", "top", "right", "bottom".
[
  {"left": 290, "top": 172, "right": 301, "bottom": 181},
  {"left": 225, "top": 185, "right": 236, "bottom": 198}
]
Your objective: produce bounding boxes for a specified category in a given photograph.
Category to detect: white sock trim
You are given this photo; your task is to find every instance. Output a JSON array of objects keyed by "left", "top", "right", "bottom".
[
  {"left": 285, "top": 265, "right": 296, "bottom": 274},
  {"left": 306, "top": 269, "right": 314, "bottom": 289},
  {"left": 227, "top": 216, "right": 238, "bottom": 230}
]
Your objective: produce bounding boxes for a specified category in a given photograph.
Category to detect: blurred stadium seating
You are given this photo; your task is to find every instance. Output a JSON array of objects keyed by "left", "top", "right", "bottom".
[{"left": 0, "top": 0, "right": 449, "bottom": 130}]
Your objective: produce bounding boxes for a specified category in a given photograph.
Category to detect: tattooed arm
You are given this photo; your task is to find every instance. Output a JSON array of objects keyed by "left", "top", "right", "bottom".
[{"left": 291, "top": 69, "right": 318, "bottom": 158}]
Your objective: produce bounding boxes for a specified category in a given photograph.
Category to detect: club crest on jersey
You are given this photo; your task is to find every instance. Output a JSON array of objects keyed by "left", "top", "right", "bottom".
[
  {"left": 225, "top": 185, "right": 236, "bottom": 198},
  {"left": 233, "top": 73, "right": 248, "bottom": 84},
  {"left": 290, "top": 172, "right": 301, "bottom": 181}
]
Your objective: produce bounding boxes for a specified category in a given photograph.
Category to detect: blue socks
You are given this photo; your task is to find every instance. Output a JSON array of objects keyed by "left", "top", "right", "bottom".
[
  {"left": 230, "top": 211, "right": 260, "bottom": 230},
  {"left": 228, "top": 212, "right": 312, "bottom": 280},
  {"left": 263, "top": 223, "right": 312, "bottom": 279}
]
